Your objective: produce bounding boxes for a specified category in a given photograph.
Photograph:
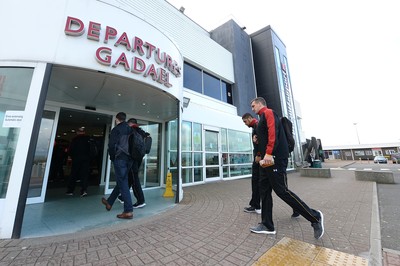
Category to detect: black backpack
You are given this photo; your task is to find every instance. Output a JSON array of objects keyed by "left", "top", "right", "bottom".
[
  {"left": 144, "top": 135, "right": 152, "bottom": 154},
  {"left": 129, "top": 129, "right": 146, "bottom": 161},
  {"left": 281, "top": 117, "right": 295, "bottom": 153}
]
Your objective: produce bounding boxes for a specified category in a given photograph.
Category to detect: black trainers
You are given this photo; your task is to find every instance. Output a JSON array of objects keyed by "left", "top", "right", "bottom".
[
  {"left": 291, "top": 212, "right": 300, "bottom": 218},
  {"left": 250, "top": 223, "right": 276, "bottom": 235},
  {"left": 244, "top": 206, "right": 256, "bottom": 213},
  {"left": 80, "top": 191, "right": 88, "bottom": 197},
  {"left": 312, "top": 210, "right": 324, "bottom": 239},
  {"left": 65, "top": 191, "right": 73, "bottom": 196},
  {"left": 117, "top": 195, "right": 124, "bottom": 204},
  {"left": 132, "top": 202, "right": 146, "bottom": 208}
]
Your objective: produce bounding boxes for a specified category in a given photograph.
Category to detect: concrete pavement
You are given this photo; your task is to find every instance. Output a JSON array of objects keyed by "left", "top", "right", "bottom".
[{"left": 0, "top": 160, "right": 391, "bottom": 265}]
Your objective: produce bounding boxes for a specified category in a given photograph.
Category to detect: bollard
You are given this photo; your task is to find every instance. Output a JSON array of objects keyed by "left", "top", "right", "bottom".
[{"left": 163, "top": 172, "right": 174, "bottom": 198}]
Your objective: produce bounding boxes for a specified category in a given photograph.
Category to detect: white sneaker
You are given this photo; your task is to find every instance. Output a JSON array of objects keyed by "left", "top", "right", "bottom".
[
  {"left": 250, "top": 223, "right": 276, "bottom": 235},
  {"left": 255, "top": 209, "right": 261, "bottom": 214}
]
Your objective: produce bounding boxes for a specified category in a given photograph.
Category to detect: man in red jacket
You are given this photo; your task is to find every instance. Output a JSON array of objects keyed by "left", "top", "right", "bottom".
[{"left": 250, "top": 97, "right": 324, "bottom": 239}]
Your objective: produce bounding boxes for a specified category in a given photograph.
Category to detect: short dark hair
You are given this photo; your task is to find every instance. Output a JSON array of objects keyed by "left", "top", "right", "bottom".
[
  {"left": 127, "top": 118, "right": 137, "bottom": 124},
  {"left": 251, "top": 97, "right": 266, "bottom": 106},
  {"left": 116, "top": 112, "right": 126, "bottom": 121},
  {"left": 242, "top": 113, "right": 253, "bottom": 119}
]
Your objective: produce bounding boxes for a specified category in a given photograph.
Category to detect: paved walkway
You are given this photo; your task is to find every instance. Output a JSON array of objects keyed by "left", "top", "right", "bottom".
[{"left": 0, "top": 160, "right": 386, "bottom": 265}]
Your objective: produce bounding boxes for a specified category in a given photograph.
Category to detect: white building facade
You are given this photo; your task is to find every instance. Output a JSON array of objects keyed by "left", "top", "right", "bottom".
[{"left": 0, "top": 0, "right": 301, "bottom": 239}]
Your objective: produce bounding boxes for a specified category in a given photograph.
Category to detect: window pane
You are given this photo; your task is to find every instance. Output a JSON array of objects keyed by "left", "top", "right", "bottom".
[
  {"left": 221, "top": 129, "right": 227, "bottom": 152},
  {"left": 182, "top": 121, "right": 192, "bottom": 151},
  {"left": 221, "top": 81, "right": 233, "bottom": 104},
  {"left": 0, "top": 67, "right": 33, "bottom": 198},
  {"left": 194, "top": 168, "right": 202, "bottom": 182},
  {"left": 230, "top": 165, "right": 252, "bottom": 177},
  {"left": 205, "top": 153, "right": 219, "bottom": 166},
  {"left": 182, "top": 168, "right": 192, "bottom": 184},
  {"left": 182, "top": 152, "right": 192, "bottom": 166},
  {"left": 203, "top": 72, "right": 221, "bottom": 100},
  {"left": 205, "top": 131, "right": 218, "bottom": 152},
  {"left": 193, "top": 123, "right": 202, "bottom": 151},
  {"left": 193, "top": 152, "right": 202, "bottom": 166},
  {"left": 167, "top": 120, "right": 177, "bottom": 150},
  {"left": 228, "top": 130, "right": 252, "bottom": 153},
  {"left": 229, "top": 153, "right": 252, "bottom": 164},
  {"left": 183, "top": 63, "right": 202, "bottom": 93},
  {"left": 206, "top": 167, "right": 219, "bottom": 178}
]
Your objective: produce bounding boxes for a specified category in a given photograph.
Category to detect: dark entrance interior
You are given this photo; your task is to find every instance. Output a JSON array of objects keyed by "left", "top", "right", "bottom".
[{"left": 46, "top": 108, "right": 112, "bottom": 194}]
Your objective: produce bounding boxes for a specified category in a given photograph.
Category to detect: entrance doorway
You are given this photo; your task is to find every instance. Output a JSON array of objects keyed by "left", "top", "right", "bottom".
[
  {"left": 27, "top": 107, "right": 112, "bottom": 203},
  {"left": 46, "top": 108, "right": 112, "bottom": 197}
]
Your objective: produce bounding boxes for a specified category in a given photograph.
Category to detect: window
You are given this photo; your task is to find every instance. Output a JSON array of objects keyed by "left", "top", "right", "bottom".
[
  {"left": 203, "top": 72, "right": 221, "bottom": 100},
  {"left": 183, "top": 62, "right": 233, "bottom": 104},
  {"left": 183, "top": 63, "right": 202, "bottom": 94},
  {"left": 0, "top": 67, "right": 34, "bottom": 198}
]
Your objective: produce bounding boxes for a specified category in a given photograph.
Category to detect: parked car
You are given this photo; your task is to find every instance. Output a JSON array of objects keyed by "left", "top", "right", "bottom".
[
  {"left": 391, "top": 153, "right": 400, "bottom": 164},
  {"left": 374, "top": 155, "right": 388, "bottom": 164}
]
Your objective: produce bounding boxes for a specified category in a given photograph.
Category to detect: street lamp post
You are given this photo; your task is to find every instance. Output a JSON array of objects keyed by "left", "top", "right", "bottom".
[{"left": 353, "top": 122, "right": 360, "bottom": 144}]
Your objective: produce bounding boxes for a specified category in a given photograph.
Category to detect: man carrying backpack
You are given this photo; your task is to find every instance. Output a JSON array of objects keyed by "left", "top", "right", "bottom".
[
  {"left": 101, "top": 112, "right": 134, "bottom": 219},
  {"left": 249, "top": 97, "right": 324, "bottom": 239},
  {"left": 117, "top": 118, "right": 149, "bottom": 208}
]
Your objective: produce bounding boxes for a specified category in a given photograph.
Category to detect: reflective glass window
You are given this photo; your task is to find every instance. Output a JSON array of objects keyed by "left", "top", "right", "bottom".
[
  {"left": 0, "top": 67, "right": 33, "bottom": 198},
  {"left": 203, "top": 72, "right": 221, "bottom": 100},
  {"left": 228, "top": 130, "right": 252, "bottom": 153},
  {"left": 183, "top": 63, "right": 202, "bottom": 93}
]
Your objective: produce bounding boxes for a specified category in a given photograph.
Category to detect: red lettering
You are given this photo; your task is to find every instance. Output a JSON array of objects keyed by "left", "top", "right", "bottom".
[
  {"left": 155, "top": 49, "right": 166, "bottom": 64},
  {"left": 104, "top": 26, "right": 117, "bottom": 44},
  {"left": 87, "top": 21, "right": 101, "bottom": 41},
  {"left": 158, "top": 68, "right": 172, "bottom": 87},
  {"left": 131, "top": 57, "right": 146, "bottom": 73},
  {"left": 114, "top": 32, "right": 131, "bottom": 51},
  {"left": 112, "top": 52, "right": 130, "bottom": 71},
  {"left": 95, "top": 47, "right": 112, "bottom": 65},
  {"left": 144, "top": 64, "right": 158, "bottom": 80},
  {"left": 144, "top": 42, "right": 156, "bottom": 59},
  {"left": 133, "top": 37, "right": 145, "bottom": 56},
  {"left": 64, "top": 16, "right": 85, "bottom": 36}
]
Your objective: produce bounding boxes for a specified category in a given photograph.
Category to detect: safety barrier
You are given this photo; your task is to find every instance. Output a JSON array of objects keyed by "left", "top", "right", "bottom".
[
  {"left": 355, "top": 170, "right": 394, "bottom": 184},
  {"left": 299, "top": 168, "right": 331, "bottom": 178}
]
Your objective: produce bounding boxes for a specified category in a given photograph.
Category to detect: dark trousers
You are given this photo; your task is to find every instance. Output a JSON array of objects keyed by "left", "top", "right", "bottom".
[
  {"left": 259, "top": 158, "right": 320, "bottom": 230},
  {"left": 128, "top": 167, "right": 145, "bottom": 204},
  {"left": 67, "top": 158, "right": 90, "bottom": 193},
  {"left": 249, "top": 162, "right": 260, "bottom": 209}
]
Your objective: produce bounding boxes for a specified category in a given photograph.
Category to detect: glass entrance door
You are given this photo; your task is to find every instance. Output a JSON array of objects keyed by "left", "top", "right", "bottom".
[
  {"left": 204, "top": 129, "right": 221, "bottom": 181},
  {"left": 27, "top": 108, "right": 58, "bottom": 204}
]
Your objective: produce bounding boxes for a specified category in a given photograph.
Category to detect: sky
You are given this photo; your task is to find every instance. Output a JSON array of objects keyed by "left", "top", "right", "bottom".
[{"left": 167, "top": 0, "right": 400, "bottom": 147}]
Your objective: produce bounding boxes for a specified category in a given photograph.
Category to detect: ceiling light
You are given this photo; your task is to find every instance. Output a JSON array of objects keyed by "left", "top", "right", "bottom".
[
  {"left": 118, "top": 93, "right": 122, "bottom": 96},
  {"left": 74, "top": 86, "right": 79, "bottom": 89}
]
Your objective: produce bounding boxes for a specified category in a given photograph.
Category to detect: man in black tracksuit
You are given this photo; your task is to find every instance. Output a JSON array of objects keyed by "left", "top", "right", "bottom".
[
  {"left": 250, "top": 97, "right": 325, "bottom": 239},
  {"left": 242, "top": 113, "right": 261, "bottom": 213}
]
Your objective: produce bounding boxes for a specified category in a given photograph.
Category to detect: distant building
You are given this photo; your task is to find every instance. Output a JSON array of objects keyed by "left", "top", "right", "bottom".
[{"left": 323, "top": 143, "right": 400, "bottom": 161}]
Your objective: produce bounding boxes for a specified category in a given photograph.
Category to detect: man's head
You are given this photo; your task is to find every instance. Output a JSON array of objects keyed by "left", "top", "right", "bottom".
[
  {"left": 127, "top": 118, "right": 137, "bottom": 126},
  {"left": 251, "top": 97, "right": 266, "bottom": 114},
  {"left": 242, "top": 113, "right": 254, "bottom": 127},
  {"left": 115, "top": 112, "right": 127, "bottom": 125}
]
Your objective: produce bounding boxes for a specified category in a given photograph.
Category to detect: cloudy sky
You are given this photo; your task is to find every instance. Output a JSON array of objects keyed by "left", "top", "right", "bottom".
[{"left": 167, "top": 0, "right": 400, "bottom": 147}]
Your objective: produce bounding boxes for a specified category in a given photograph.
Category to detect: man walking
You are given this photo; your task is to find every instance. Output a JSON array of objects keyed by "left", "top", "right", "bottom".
[
  {"left": 101, "top": 112, "right": 134, "bottom": 219},
  {"left": 66, "top": 127, "right": 91, "bottom": 197},
  {"left": 242, "top": 113, "right": 261, "bottom": 214},
  {"left": 117, "top": 118, "right": 149, "bottom": 208},
  {"left": 250, "top": 97, "right": 324, "bottom": 239}
]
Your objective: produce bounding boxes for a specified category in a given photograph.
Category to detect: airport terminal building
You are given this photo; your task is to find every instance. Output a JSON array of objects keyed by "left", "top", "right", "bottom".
[{"left": 0, "top": 0, "right": 302, "bottom": 238}]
